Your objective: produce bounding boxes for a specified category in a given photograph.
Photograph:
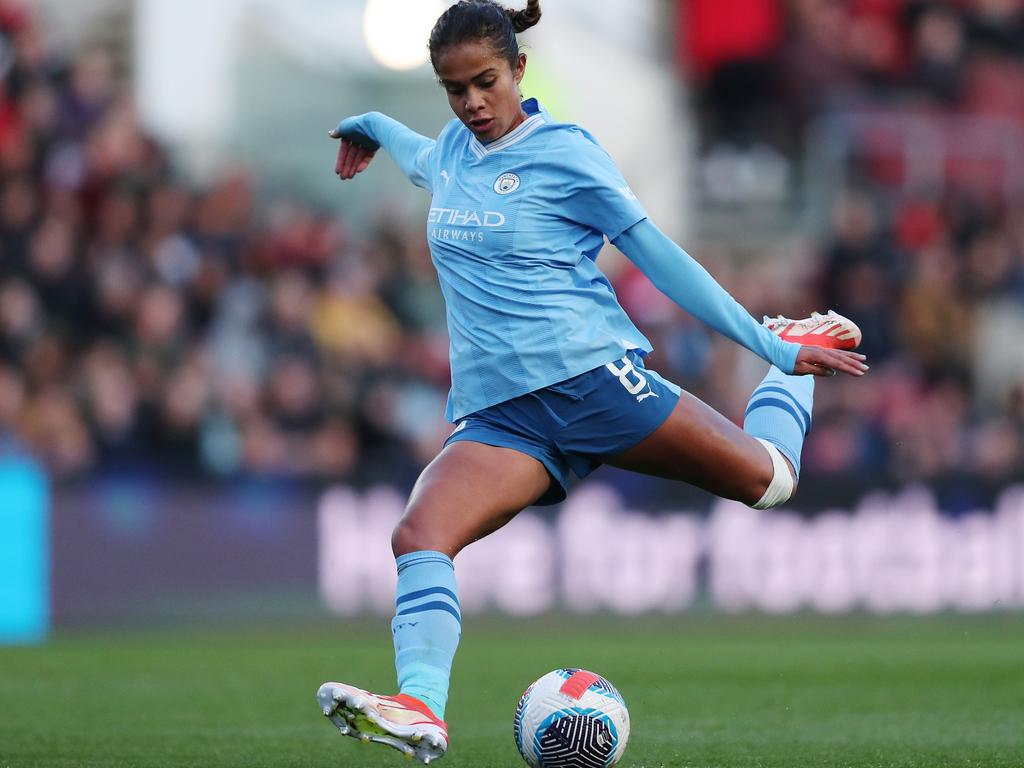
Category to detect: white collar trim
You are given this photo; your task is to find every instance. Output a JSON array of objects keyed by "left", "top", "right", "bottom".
[{"left": 468, "top": 112, "right": 545, "bottom": 159}]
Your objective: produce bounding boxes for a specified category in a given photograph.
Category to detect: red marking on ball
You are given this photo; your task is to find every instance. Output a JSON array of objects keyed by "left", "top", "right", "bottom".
[{"left": 559, "top": 670, "right": 600, "bottom": 700}]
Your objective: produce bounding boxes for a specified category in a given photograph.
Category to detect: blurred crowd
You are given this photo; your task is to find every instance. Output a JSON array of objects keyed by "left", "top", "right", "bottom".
[
  {"left": 683, "top": 0, "right": 1024, "bottom": 163},
  {"left": 0, "top": 0, "right": 1022, "bottom": 495},
  {"left": 675, "top": 0, "right": 1024, "bottom": 489},
  {"left": 0, "top": 2, "right": 452, "bottom": 487},
  {"left": 616, "top": 186, "right": 1024, "bottom": 490}
]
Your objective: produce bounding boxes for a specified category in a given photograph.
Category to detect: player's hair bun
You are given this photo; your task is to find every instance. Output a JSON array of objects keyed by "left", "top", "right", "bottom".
[
  {"left": 507, "top": 0, "right": 541, "bottom": 33},
  {"left": 429, "top": 0, "right": 540, "bottom": 70}
]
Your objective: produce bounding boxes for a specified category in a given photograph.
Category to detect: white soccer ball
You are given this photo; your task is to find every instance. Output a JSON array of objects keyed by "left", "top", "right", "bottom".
[{"left": 513, "top": 668, "right": 630, "bottom": 768}]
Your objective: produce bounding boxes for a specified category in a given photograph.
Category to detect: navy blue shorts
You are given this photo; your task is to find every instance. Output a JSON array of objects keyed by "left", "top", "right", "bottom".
[{"left": 444, "top": 351, "right": 681, "bottom": 505}]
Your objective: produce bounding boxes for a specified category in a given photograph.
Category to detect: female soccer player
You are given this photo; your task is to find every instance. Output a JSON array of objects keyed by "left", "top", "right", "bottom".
[{"left": 317, "top": 1, "right": 867, "bottom": 762}]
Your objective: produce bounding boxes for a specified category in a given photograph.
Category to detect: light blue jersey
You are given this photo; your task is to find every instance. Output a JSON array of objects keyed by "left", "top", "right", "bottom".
[
  {"left": 425, "top": 100, "right": 653, "bottom": 420},
  {"left": 337, "top": 99, "right": 799, "bottom": 422}
]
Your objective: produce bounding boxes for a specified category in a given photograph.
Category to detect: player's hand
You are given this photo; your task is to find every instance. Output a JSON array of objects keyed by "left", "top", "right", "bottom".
[
  {"left": 329, "top": 116, "right": 380, "bottom": 180},
  {"left": 793, "top": 346, "right": 869, "bottom": 377},
  {"left": 332, "top": 138, "right": 377, "bottom": 179}
]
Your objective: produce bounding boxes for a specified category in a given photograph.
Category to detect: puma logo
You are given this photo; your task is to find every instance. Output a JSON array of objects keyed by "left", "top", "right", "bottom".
[
  {"left": 440, "top": 170, "right": 452, "bottom": 185},
  {"left": 636, "top": 390, "right": 659, "bottom": 403}
]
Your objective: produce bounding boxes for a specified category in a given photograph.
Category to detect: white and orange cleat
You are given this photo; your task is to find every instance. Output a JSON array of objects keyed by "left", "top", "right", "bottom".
[
  {"left": 764, "top": 310, "right": 862, "bottom": 351},
  {"left": 317, "top": 681, "right": 448, "bottom": 764}
]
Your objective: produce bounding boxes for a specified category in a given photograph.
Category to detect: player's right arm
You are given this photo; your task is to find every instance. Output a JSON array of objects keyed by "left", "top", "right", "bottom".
[
  {"left": 329, "top": 112, "right": 435, "bottom": 191},
  {"left": 614, "top": 220, "right": 867, "bottom": 377}
]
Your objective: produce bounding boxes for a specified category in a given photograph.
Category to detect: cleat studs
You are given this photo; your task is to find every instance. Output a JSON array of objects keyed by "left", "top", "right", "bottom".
[
  {"left": 360, "top": 734, "right": 371, "bottom": 744},
  {"left": 322, "top": 706, "right": 332, "bottom": 716}
]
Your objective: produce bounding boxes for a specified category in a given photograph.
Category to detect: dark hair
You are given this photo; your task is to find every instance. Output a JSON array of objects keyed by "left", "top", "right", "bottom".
[{"left": 428, "top": 0, "right": 542, "bottom": 71}]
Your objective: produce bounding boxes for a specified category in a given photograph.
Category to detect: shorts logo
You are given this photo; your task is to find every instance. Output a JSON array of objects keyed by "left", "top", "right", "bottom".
[
  {"left": 493, "top": 172, "right": 521, "bottom": 195},
  {"left": 606, "top": 355, "right": 660, "bottom": 403}
]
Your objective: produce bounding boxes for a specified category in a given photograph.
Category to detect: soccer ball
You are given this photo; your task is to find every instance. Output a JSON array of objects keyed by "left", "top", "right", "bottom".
[{"left": 513, "top": 668, "right": 630, "bottom": 768}]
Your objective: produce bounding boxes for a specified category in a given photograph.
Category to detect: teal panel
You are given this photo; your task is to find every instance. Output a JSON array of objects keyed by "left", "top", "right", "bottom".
[{"left": 0, "top": 457, "right": 49, "bottom": 644}]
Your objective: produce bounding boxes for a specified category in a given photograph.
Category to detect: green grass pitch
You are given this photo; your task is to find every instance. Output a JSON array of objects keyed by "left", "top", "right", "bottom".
[{"left": 1, "top": 615, "right": 1022, "bottom": 767}]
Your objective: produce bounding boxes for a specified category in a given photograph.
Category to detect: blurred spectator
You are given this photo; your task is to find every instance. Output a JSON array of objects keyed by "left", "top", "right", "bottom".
[
  {"left": 0, "top": 361, "right": 24, "bottom": 441},
  {"left": 819, "top": 190, "right": 903, "bottom": 362},
  {"left": 680, "top": 0, "right": 784, "bottom": 146},
  {"left": 908, "top": 4, "right": 967, "bottom": 105},
  {"left": 899, "top": 239, "right": 974, "bottom": 377},
  {"left": 18, "top": 385, "right": 93, "bottom": 477},
  {"left": 965, "top": 0, "right": 1024, "bottom": 57}
]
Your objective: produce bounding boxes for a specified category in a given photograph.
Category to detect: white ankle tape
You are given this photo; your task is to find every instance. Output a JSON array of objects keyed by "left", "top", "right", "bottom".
[{"left": 752, "top": 438, "right": 795, "bottom": 509}]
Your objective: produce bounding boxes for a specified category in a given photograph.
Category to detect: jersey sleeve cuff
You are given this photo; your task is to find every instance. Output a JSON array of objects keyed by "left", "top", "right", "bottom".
[
  {"left": 776, "top": 340, "right": 801, "bottom": 374},
  {"left": 606, "top": 214, "right": 649, "bottom": 244}
]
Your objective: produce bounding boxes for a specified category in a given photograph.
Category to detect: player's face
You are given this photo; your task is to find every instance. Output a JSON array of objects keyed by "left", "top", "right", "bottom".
[{"left": 435, "top": 41, "right": 527, "bottom": 143}]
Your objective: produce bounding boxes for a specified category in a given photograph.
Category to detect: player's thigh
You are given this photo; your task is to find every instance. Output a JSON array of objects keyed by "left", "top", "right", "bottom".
[
  {"left": 393, "top": 440, "right": 552, "bottom": 559},
  {"left": 604, "top": 390, "right": 774, "bottom": 504}
]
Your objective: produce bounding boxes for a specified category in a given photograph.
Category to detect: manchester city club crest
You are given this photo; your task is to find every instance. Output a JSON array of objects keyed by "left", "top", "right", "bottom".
[{"left": 493, "top": 172, "right": 521, "bottom": 195}]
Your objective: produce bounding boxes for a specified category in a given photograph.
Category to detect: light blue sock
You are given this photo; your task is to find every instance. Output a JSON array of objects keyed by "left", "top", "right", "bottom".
[
  {"left": 392, "top": 550, "right": 461, "bottom": 720},
  {"left": 743, "top": 366, "right": 814, "bottom": 476}
]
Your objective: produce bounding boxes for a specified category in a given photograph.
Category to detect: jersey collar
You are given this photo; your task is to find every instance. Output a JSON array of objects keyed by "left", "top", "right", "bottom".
[{"left": 468, "top": 98, "right": 545, "bottom": 159}]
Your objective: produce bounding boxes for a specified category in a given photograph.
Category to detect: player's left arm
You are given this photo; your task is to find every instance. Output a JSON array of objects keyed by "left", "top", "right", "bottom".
[{"left": 612, "top": 219, "right": 866, "bottom": 377}]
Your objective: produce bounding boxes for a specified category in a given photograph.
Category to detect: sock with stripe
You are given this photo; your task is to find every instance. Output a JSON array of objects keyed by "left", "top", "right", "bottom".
[
  {"left": 392, "top": 550, "right": 461, "bottom": 719},
  {"left": 743, "top": 365, "right": 814, "bottom": 476}
]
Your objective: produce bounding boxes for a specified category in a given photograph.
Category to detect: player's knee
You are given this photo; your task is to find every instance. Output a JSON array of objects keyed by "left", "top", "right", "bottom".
[
  {"left": 748, "top": 438, "right": 796, "bottom": 509},
  {"left": 392, "top": 507, "right": 448, "bottom": 557},
  {"left": 391, "top": 517, "right": 424, "bottom": 557}
]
